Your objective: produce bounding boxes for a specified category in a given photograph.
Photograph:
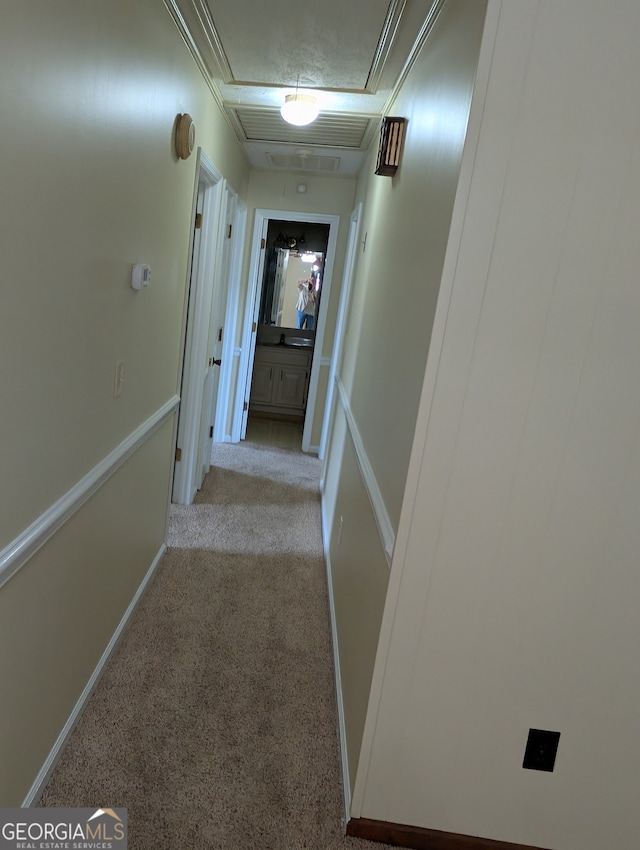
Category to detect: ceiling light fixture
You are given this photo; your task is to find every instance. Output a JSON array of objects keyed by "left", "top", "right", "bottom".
[
  {"left": 275, "top": 232, "right": 305, "bottom": 251},
  {"left": 280, "top": 93, "right": 319, "bottom": 127}
]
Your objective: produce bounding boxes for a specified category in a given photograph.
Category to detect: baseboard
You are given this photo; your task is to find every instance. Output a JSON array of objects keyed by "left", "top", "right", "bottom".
[
  {"left": 321, "top": 498, "right": 351, "bottom": 823},
  {"left": 22, "top": 543, "right": 167, "bottom": 807},
  {"left": 346, "top": 819, "right": 551, "bottom": 850}
]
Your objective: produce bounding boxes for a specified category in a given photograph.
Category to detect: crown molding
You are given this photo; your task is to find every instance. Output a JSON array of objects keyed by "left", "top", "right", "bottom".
[
  {"left": 191, "top": 0, "right": 234, "bottom": 83},
  {"left": 366, "top": 0, "right": 409, "bottom": 92},
  {"left": 384, "top": 0, "right": 447, "bottom": 114},
  {"left": 163, "top": 0, "right": 224, "bottom": 110}
]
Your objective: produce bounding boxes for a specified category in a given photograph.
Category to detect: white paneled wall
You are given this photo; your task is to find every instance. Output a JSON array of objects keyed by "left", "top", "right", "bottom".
[{"left": 356, "top": 3, "right": 640, "bottom": 849}]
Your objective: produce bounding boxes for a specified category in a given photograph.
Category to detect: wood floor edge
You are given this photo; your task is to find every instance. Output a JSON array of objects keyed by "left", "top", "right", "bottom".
[{"left": 345, "top": 818, "right": 551, "bottom": 850}]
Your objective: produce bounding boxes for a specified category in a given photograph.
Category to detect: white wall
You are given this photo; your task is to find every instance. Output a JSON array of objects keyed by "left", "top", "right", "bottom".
[
  {"left": 355, "top": 3, "right": 640, "bottom": 849},
  {"left": 0, "top": 0, "right": 249, "bottom": 804},
  {"left": 322, "top": 0, "right": 488, "bottom": 804}
]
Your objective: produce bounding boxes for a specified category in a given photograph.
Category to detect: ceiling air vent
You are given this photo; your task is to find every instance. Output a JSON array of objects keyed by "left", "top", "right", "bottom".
[
  {"left": 265, "top": 152, "right": 341, "bottom": 172},
  {"left": 228, "top": 106, "right": 374, "bottom": 149}
]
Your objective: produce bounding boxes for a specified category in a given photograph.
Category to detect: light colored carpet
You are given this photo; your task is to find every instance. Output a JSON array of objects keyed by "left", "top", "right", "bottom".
[{"left": 39, "top": 440, "right": 388, "bottom": 850}]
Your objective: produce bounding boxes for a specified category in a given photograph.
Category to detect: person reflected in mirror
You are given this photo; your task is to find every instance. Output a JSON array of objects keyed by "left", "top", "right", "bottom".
[{"left": 296, "top": 278, "right": 316, "bottom": 329}]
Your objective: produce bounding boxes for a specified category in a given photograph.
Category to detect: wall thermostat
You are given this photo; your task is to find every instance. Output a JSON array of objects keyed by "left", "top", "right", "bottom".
[{"left": 131, "top": 263, "right": 151, "bottom": 290}]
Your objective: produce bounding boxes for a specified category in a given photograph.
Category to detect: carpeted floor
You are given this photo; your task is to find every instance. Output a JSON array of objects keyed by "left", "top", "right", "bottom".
[{"left": 38, "top": 440, "right": 388, "bottom": 850}]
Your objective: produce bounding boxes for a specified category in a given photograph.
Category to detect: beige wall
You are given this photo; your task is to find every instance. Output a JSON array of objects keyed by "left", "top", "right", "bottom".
[
  {"left": 323, "top": 0, "right": 488, "bottom": 807},
  {"left": 234, "top": 171, "right": 357, "bottom": 448},
  {"left": 0, "top": 420, "right": 174, "bottom": 804},
  {"left": 325, "top": 411, "right": 391, "bottom": 789},
  {"left": 310, "top": 363, "right": 330, "bottom": 447},
  {"left": 355, "top": 3, "right": 640, "bottom": 850},
  {"left": 0, "top": 0, "right": 249, "bottom": 804},
  {"left": 342, "top": 0, "right": 489, "bottom": 532},
  {"left": 1, "top": 0, "right": 247, "bottom": 546}
]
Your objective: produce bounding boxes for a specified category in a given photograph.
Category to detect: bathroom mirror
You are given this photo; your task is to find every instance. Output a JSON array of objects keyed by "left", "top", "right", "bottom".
[
  {"left": 258, "top": 220, "right": 329, "bottom": 331},
  {"left": 259, "top": 248, "right": 324, "bottom": 330}
]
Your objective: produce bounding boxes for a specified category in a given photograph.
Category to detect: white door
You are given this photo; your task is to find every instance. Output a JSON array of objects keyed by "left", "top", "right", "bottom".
[
  {"left": 214, "top": 194, "right": 246, "bottom": 444},
  {"left": 173, "top": 156, "right": 225, "bottom": 504},
  {"left": 196, "top": 186, "right": 236, "bottom": 480},
  {"left": 239, "top": 216, "right": 270, "bottom": 439}
]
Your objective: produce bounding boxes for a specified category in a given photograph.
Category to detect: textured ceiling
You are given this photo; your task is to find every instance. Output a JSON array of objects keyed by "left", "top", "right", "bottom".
[
  {"left": 164, "top": 0, "right": 444, "bottom": 174},
  {"left": 207, "top": 0, "right": 392, "bottom": 90}
]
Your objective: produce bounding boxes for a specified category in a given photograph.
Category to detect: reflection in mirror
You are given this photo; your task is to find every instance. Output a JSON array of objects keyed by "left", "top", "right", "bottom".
[
  {"left": 258, "top": 221, "right": 329, "bottom": 332},
  {"left": 262, "top": 249, "right": 324, "bottom": 329}
]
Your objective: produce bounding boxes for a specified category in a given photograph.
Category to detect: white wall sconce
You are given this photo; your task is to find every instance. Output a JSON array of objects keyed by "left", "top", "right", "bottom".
[{"left": 375, "top": 116, "right": 406, "bottom": 176}]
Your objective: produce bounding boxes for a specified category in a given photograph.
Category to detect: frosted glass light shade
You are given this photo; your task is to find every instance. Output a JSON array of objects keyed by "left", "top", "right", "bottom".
[{"left": 280, "top": 94, "right": 319, "bottom": 126}]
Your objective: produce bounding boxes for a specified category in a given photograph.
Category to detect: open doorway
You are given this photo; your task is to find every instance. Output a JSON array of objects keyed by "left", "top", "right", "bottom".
[
  {"left": 233, "top": 209, "right": 340, "bottom": 454},
  {"left": 247, "top": 220, "right": 329, "bottom": 448}
]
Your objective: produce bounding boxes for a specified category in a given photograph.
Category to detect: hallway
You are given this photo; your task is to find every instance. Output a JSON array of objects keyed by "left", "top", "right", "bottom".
[{"left": 37, "top": 439, "right": 386, "bottom": 850}]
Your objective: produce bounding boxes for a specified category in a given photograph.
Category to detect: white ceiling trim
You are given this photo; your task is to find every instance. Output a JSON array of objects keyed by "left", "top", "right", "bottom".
[
  {"left": 163, "top": 0, "right": 224, "bottom": 109},
  {"left": 186, "top": 0, "right": 413, "bottom": 96},
  {"left": 383, "top": 0, "right": 447, "bottom": 114},
  {"left": 365, "top": 0, "right": 409, "bottom": 92},
  {"left": 191, "top": 0, "right": 234, "bottom": 83},
  {"left": 163, "top": 0, "right": 447, "bottom": 173}
]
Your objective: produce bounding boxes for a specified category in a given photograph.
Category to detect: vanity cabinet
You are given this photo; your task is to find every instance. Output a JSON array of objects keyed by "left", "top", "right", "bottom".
[{"left": 250, "top": 345, "right": 312, "bottom": 416}]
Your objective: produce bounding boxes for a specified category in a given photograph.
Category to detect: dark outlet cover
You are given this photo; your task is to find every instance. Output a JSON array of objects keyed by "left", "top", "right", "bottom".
[{"left": 523, "top": 728, "right": 560, "bottom": 772}]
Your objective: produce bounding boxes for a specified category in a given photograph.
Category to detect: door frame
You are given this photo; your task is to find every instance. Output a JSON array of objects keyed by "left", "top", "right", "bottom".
[
  {"left": 233, "top": 208, "right": 340, "bottom": 453},
  {"left": 318, "top": 202, "right": 362, "bottom": 461},
  {"left": 172, "top": 150, "right": 224, "bottom": 504}
]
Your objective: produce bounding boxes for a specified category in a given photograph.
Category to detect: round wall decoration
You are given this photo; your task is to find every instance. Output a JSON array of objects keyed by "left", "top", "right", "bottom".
[{"left": 175, "top": 113, "right": 195, "bottom": 160}]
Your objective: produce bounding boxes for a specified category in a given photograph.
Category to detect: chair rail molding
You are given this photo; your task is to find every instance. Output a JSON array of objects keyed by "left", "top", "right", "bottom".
[
  {"left": 0, "top": 395, "right": 180, "bottom": 591},
  {"left": 335, "top": 375, "right": 395, "bottom": 563}
]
